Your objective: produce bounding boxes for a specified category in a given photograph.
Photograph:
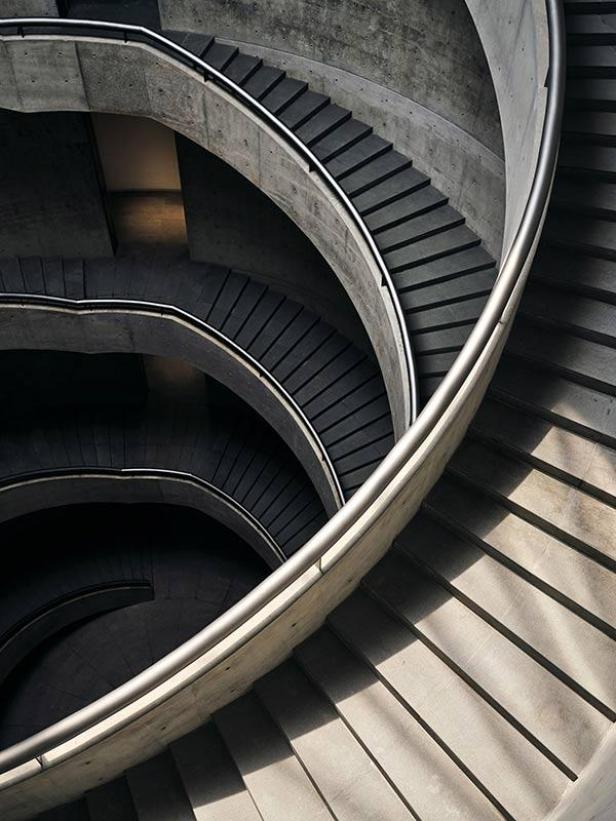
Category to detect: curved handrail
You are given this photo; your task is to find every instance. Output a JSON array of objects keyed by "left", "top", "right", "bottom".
[
  {"left": 0, "top": 467, "right": 286, "bottom": 565},
  {"left": 0, "top": 292, "right": 346, "bottom": 510},
  {"left": 0, "top": 582, "right": 154, "bottom": 688},
  {"left": 0, "top": 0, "right": 565, "bottom": 783},
  {"left": 0, "top": 15, "right": 417, "bottom": 427}
]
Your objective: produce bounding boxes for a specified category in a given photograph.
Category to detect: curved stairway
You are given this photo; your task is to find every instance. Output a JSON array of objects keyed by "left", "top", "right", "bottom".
[
  {"left": 0, "top": 505, "right": 265, "bottom": 749},
  {"left": 0, "top": 254, "right": 393, "bottom": 501},
  {"left": 27, "top": 4, "right": 616, "bottom": 819},
  {"left": 158, "top": 27, "right": 499, "bottom": 407},
  {"left": 0, "top": 396, "right": 325, "bottom": 562}
]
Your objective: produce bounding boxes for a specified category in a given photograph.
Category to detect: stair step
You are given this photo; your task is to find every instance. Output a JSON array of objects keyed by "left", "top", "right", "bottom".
[
  {"left": 449, "top": 438, "right": 616, "bottom": 570},
  {"left": 223, "top": 52, "right": 263, "bottom": 86},
  {"left": 531, "top": 246, "right": 616, "bottom": 304},
  {"left": 330, "top": 591, "right": 568, "bottom": 820},
  {"left": 426, "top": 474, "right": 616, "bottom": 633},
  {"left": 279, "top": 91, "right": 330, "bottom": 130},
  {"left": 563, "top": 108, "right": 616, "bottom": 143},
  {"left": 471, "top": 397, "right": 616, "bottom": 507},
  {"left": 215, "top": 693, "right": 334, "bottom": 821},
  {"left": 256, "top": 661, "right": 414, "bottom": 821},
  {"left": 400, "top": 267, "right": 495, "bottom": 312},
  {"left": 204, "top": 42, "right": 239, "bottom": 71},
  {"left": 311, "top": 118, "right": 373, "bottom": 163},
  {"left": 162, "top": 30, "right": 214, "bottom": 58},
  {"left": 295, "top": 104, "right": 351, "bottom": 147},
  {"left": 392, "top": 244, "right": 494, "bottom": 290},
  {"left": 559, "top": 142, "right": 616, "bottom": 180},
  {"left": 340, "top": 150, "right": 410, "bottom": 197},
  {"left": 508, "top": 321, "right": 616, "bottom": 395},
  {"left": 296, "top": 629, "right": 503, "bottom": 821},
  {"left": 242, "top": 65, "right": 285, "bottom": 100},
  {"left": 521, "top": 281, "right": 616, "bottom": 347},
  {"left": 552, "top": 176, "right": 616, "bottom": 219},
  {"left": 375, "top": 204, "right": 464, "bottom": 254},
  {"left": 567, "top": 77, "right": 616, "bottom": 109},
  {"left": 366, "top": 185, "right": 448, "bottom": 234},
  {"left": 326, "top": 133, "right": 391, "bottom": 179},
  {"left": 352, "top": 166, "right": 428, "bottom": 216},
  {"left": 261, "top": 78, "right": 308, "bottom": 115},
  {"left": 171, "top": 724, "right": 262, "bottom": 820},
  {"left": 365, "top": 553, "right": 609, "bottom": 775},
  {"left": 398, "top": 512, "right": 616, "bottom": 715},
  {"left": 492, "top": 356, "right": 616, "bottom": 448}
]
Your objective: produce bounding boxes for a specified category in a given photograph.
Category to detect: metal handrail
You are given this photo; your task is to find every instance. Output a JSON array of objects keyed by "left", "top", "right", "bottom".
[
  {"left": 0, "top": 467, "right": 286, "bottom": 564},
  {"left": 0, "top": 15, "right": 417, "bottom": 427},
  {"left": 0, "top": 0, "right": 565, "bottom": 778},
  {"left": 0, "top": 292, "right": 346, "bottom": 509}
]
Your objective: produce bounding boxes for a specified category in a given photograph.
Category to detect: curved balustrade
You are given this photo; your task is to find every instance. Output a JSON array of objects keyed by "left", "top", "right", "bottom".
[
  {"left": 0, "top": 15, "right": 417, "bottom": 435},
  {"left": 0, "top": 290, "right": 347, "bottom": 513},
  {"left": 0, "top": 2, "right": 565, "bottom": 816},
  {"left": 0, "top": 582, "right": 154, "bottom": 689}
]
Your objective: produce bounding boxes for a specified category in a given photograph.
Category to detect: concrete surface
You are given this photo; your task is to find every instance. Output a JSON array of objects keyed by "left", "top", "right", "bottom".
[
  {"left": 0, "top": 33, "right": 412, "bottom": 435},
  {"left": 0, "top": 110, "right": 113, "bottom": 257},
  {"left": 176, "top": 134, "right": 367, "bottom": 345},
  {"left": 158, "top": 0, "right": 505, "bottom": 257},
  {"left": 464, "top": 0, "right": 550, "bottom": 256}
]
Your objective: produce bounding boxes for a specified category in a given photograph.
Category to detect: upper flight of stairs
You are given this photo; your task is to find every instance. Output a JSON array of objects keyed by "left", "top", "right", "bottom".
[
  {"left": 159, "top": 28, "right": 499, "bottom": 407},
  {"left": 31, "top": 4, "right": 616, "bottom": 819}
]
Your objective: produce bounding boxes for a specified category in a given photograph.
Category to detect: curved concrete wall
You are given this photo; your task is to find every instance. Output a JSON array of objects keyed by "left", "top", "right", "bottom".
[
  {"left": 160, "top": 0, "right": 506, "bottom": 258},
  {"left": 0, "top": 302, "right": 341, "bottom": 513},
  {"left": 464, "top": 0, "right": 550, "bottom": 257},
  {"left": 0, "top": 33, "right": 411, "bottom": 434},
  {"left": 0, "top": 474, "right": 281, "bottom": 569}
]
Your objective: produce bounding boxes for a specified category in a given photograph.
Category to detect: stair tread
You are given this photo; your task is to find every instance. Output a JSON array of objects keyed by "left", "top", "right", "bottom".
[
  {"left": 399, "top": 512, "right": 616, "bottom": 713},
  {"left": 366, "top": 552, "right": 610, "bottom": 775},
  {"left": 427, "top": 473, "right": 616, "bottom": 631},
  {"left": 215, "top": 694, "right": 334, "bottom": 821},
  {"left": 330, "top": 591, "right": 568, "bottom": 820},
  {"left": 256, "top": 661, "right": 413, "bottom": 821},
  {"left": 172, "top": 725, "right": 262, "bottom": 821},
  {"left": 297, "top": 629, "right": 503, "bottom": 821}
]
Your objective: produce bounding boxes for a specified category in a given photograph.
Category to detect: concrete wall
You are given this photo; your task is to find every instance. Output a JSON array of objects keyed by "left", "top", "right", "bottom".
[
  {"left": 464, "top": 0, "right": 550, "bottom": 257},
  {"left": 176, "top": 134, "right": 366, "bottom": 345},
  {"left": 159, "top": 0, "right": 506, "bottom": 258},
  {"left": 0, "top": 110, "right": 113, "bottom": 257},
  {"left": 91, "top": 113, "right": 182, "bottom": 192},
  {"left": 0, "top": 1, "right": 59, "bottom": 14},
  {"left": 0, "top": 34, "right": 412, "bottom": 434}
]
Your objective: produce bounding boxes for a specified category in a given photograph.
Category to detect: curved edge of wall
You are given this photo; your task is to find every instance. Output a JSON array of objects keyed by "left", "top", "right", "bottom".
[
  {"left": 464, "top": 0, "right": 551, "bottom": 258},
  {"left": 0, "top": 33, "right": 412, "bottom": 434},
  {"left": 158, "top": 0, "right": 505, "bottom": 259}
]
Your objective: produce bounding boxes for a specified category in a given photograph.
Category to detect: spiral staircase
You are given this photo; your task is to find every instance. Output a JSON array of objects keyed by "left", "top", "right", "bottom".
[{"left": 0, "top": 1, "right": 614, "bottom": 819}]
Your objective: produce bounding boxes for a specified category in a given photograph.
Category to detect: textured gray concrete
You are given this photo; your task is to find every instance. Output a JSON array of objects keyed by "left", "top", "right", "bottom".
[
  {"left": 0, "top": 110, "right": 113, "bottom": 257},
  {"left": 158, "top": 0, "right": 501, "bottom": 154},
  {"left": 0, "top": 1, "right": 58, "bottom": 14},
  {"left": 158, "top": 0, "right": 505, "bottom": 257},
  {"left": 176, "top": 134, "right": 367, "bottom": 346},
  {"left": 464, "top": 0, "right": 550, "bottom": 256},
  {"left": 0, "top": 34, "right": 411, "bottom": 434},
  {"left": 548, "top": 726, "right": 616, "bottom": 821},
  {"left": 211, "top": 38, "right": 505, "bottom": 259}
]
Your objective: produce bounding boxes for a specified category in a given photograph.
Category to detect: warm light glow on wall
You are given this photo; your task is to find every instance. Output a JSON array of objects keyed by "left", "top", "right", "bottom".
[{"left": 91, "top": 113, "right": 182, "bottom": 192}]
